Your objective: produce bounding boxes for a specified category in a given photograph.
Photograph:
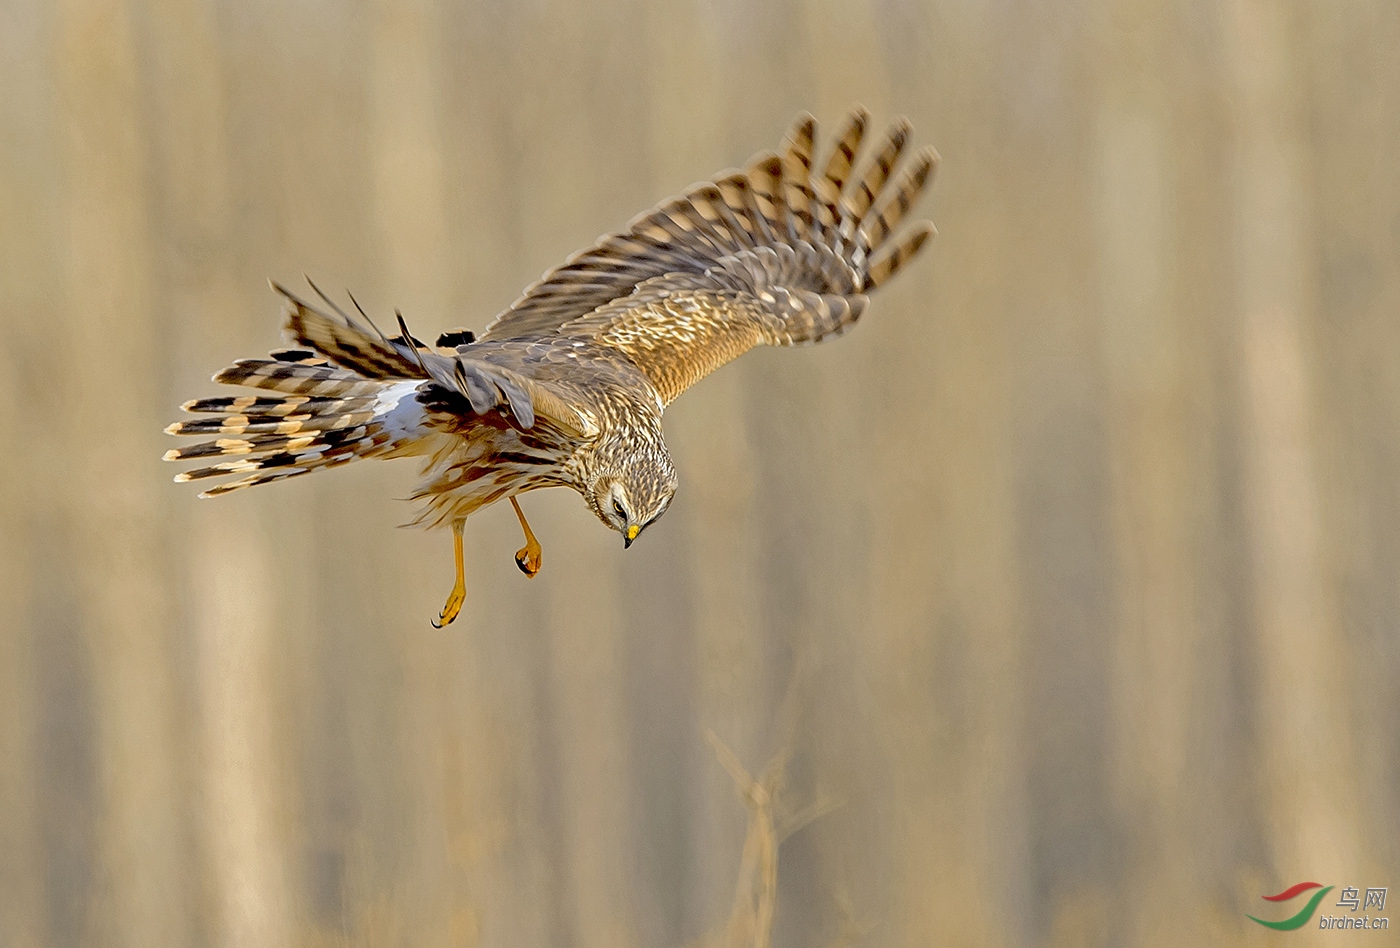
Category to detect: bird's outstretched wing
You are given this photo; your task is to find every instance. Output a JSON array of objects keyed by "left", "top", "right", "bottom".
[{"left": 479, "top": 109, "right": 937, "bottom": 406}]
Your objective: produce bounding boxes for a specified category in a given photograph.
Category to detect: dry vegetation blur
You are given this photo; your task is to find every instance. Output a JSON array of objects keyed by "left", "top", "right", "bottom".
[{"left": 1, "top": 0, "right": 1397, "bottom": 946}]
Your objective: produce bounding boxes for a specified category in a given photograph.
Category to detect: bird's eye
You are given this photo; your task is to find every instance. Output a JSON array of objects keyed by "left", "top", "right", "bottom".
[{"left": 612, "top": 499, "right": 627, "bottom": 520}]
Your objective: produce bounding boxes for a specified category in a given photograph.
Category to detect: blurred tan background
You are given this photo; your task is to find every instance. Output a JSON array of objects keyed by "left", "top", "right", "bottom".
[{"left": 1, "top": 0, "right": 1397, "bottom": 946}]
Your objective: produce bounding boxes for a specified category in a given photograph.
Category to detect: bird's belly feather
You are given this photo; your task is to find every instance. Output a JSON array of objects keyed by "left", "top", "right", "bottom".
[{"left": 406, "top": 424, "right": 570, "bottom": 528}]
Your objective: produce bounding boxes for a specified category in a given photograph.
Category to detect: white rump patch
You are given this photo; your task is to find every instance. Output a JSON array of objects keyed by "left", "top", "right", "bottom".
[{"left": 373, "top": 381, "right": 428, "bottom": 441}]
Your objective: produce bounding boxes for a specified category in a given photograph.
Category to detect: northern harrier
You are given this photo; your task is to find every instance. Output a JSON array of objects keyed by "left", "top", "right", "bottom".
[{"left": 166, "top": 110, "right": 938, "bottom": 625}]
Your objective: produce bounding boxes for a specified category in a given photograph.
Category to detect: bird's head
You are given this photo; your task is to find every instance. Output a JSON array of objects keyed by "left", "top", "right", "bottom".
[{"left": 584, "top": 433, "right": 677, "bottom": 548}]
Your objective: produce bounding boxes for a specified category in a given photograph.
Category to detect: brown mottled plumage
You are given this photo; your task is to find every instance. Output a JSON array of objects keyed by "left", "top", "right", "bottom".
[{"left": 166, "top": 110, "right": 939, "bottom": 624}]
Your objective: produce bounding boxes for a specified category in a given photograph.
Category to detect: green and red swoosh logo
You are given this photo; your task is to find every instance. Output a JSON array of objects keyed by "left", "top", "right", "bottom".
[{"left": 1248, "top": 882, "right": 1334, "bottom": 931}]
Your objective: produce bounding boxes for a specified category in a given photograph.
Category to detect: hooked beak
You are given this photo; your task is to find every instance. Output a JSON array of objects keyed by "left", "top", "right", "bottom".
[{"left": 624, "top": 524, "right": 640, "bottom": 548}]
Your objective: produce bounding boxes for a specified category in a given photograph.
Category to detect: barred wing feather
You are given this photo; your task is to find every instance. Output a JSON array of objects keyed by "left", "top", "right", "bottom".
[{"left": 480, "top": 109, "right": 937, "bottom": 406}]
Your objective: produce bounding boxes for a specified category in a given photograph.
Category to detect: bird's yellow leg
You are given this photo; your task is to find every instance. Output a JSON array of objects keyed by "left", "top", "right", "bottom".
[
  {"left": 432, "top": 520, "right": 467, "bottom": 628},
  {"left": 510, "top": 496, "right": 543, "bottom": 578}
]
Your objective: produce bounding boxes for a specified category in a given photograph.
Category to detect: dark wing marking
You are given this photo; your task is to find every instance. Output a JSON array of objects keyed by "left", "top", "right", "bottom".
[{"left": 272, "top": 283, "right": 598, "bottom": 439}]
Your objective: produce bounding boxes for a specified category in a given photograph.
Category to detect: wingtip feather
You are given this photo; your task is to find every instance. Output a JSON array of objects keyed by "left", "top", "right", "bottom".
[{"left": 785, "top": 112, "right": 817, "bottom": 144}]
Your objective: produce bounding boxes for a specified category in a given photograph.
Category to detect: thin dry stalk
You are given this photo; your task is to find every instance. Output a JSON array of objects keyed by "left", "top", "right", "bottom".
[{"left": 701, "top": 731, "right": 839, "bottom": 948}]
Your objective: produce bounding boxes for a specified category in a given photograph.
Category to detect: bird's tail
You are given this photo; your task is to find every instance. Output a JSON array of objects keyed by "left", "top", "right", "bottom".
[{"left": 165, "top": 285, "right": 433, "bottom": 497}]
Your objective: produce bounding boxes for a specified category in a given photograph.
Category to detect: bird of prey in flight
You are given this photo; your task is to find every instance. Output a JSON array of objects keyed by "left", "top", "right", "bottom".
[{"left": 166, "top": 109, "right": 938, "bottom": 626}]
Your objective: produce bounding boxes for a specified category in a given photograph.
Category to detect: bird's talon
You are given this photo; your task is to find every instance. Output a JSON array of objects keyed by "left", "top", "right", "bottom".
[
  {"left": 432, "top": 587, "right": 465, "bottom": 628},
  {"left": 515, "top": 546, "right": 542, "bottom": 578},
  {"left": 432, "top": 521, "right": 467, "bottom": 628},
  {"left": 509, "top": 497, "right": 544, "bottom": 580}
]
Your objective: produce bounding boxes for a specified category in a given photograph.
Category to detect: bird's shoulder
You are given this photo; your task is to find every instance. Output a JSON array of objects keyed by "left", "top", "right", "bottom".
[{"left": 452, "top": 336, "right": 662, "bottom": 419}]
